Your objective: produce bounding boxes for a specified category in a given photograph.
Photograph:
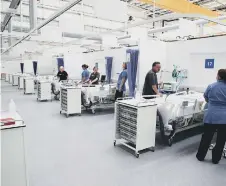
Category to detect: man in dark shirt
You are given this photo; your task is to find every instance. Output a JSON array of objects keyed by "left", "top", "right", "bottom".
[
  {"left": 89, "top": 67, "right": 100, "bottom": 84},
  {"left": 57, "top": 66, "right": 68, "bottom": 81},
  {"left": 142, "top": 62, "right": 161, "bottom": 98}
]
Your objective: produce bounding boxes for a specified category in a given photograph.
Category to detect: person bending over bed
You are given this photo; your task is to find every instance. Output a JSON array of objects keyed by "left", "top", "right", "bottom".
[{"left": 89, "top": 67, "right": 100, "bottom": 85}]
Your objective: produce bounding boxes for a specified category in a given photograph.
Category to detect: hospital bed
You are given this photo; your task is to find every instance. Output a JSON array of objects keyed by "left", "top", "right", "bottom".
[
  {"left": 123, "top": 90, "right": 206, "bottom": 146},
  {"left": 155, "top": 90, "right": 206, "bottom": 146},
  {"left": 81, "top": 83, "right": 116, "bottom": 114},
  {"left": 52, "top": 77, "right": 117, "bottom": 114}
]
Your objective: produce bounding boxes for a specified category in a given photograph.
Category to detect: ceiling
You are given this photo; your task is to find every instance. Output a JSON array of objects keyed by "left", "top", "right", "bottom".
[{"left": 123, "top": 0, "right": 226, "bottom": 17}]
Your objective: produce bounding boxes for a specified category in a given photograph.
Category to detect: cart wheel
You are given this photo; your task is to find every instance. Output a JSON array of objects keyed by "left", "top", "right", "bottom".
[
  {"left": 24, "top": 92, "right": 25, "bottom": 94},
  {"left": 78, "top": 114, "right": 81, "bottom": 116},
  {"left": 168, "top": 138, "right": 173, "bottom": 147},
  {"left": 114, "top": 140, "right": 116, "bottom": 146},
  {"left": 150, "top": 147, "right": 155, "bottom": 152},
  {"left": 209, "top": 144, "right": 214, "bottom": 150},
  {"left": 135, "top": 153, "right": 139, "bottom": 158},
  {"left": 223, "top": 148, "right": 226, "bottom": 158},
  {"left": 60, "top": 111, "right": 62, "bottom": 114}
]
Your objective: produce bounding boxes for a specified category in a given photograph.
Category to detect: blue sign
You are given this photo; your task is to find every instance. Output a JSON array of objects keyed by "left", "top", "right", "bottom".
[{"left": 205, "top": 59, "right": 214, "bottom": 69}]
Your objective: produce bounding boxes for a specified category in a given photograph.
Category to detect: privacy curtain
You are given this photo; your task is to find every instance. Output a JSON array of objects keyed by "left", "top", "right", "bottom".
[
  {"left": 126, "top": 49, "right": 139, "bottom": 97},
  {"left": 33, "top": 61, "right": 38, "bottom": 75},
  {"left": 57, "top": 58, "right": 64, "bottom": 70},
  {"left": 105, "top": 57, "right": 113, "bottom": 84},
  {"left": 20, "top": 63, "right": 24, "bottom": 74}
]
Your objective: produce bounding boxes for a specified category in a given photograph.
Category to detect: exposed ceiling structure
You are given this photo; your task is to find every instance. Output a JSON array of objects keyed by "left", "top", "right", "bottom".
[
  {"left": 1, "top": 0, "right": 226, "bottom": 58},
  {"left": 124, "top": 0, "right": 226, "bottom": 17}
]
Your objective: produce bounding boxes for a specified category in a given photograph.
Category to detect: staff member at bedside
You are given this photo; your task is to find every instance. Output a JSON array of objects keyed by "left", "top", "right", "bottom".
[
  {"left": 115, "top": 62, "right": 128, "bottom": 101},
  {"left": 57, "top": 66, "right": 68, "bottom": 81},
  {"left": 196, "top": 69, "right": 226, "bottom": 164},
  {"left": 81, "top": 64, "right": 90, "bottom": 83},
  {"left": 142, "top": 62, "right": 161, "bottom": 98},
  {"left": 89, "top": 67, "right": 100, "bottom": 85}
]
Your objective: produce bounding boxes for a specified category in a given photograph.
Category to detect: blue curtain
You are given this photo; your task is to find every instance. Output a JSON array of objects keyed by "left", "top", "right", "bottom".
[
  {"left": 105, "top": 57, "right": 113, "bottom": 84},
  {"left": 126, "top": 49, "right": 139, "bottom": 97},
  {"left": 57, "top": 58, "right": 64, "bottom": 70},
  {"left": 33, "top": 61, "right": 38, "bottom": 75},
  {"left": 20, "top": 63, "right": 24, "bottom": 74}
]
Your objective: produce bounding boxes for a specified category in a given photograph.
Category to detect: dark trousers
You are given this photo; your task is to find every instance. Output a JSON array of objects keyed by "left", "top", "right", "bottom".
[
  {"left": 115, "top": 90, "right": 123, "bottom": 101},
  {"left": 196, "top": 124, "right": 226, "bottom": 163}
]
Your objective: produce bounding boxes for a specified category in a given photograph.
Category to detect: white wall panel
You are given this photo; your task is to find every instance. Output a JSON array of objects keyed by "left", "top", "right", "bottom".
[
  {"left": 64, "top": 47, "right": 129, "bottom": 80},
  {"left": 165, "top": 36, "right": 226, "bottom": 90},
  {"left": 189, "top": 53, "right": 226, "bottom": 88},
  {"left": 138, "top": 39, "right": 166, "bottom": 90}
]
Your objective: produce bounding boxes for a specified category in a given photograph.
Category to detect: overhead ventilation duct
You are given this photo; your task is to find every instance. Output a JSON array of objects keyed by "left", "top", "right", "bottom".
[
  {"left": 148, "top": 25, "right": 179, "bottom": 34},
  {"left": 148, "top": 15, "right": 226, "bottom": 35},
  {"left": 2, "top": 0, "right": 82, "bottom": 54},
  {"left": 1, "top": 0, "right": 21, "bottom": 32},
  {"left": 141, "top": 0, "right": 218, "bottom": 17},
  {"left": 62, "top": 32, "right": 102, "bottom": 41},
  {"left": 62, "top": 32, "right": 132, "bottom": 41}
]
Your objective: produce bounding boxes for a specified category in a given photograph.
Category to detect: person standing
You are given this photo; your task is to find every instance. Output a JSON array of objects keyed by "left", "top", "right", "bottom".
[
  {"left": 142, "top": 62, "right": 161, "bottom": 98},
  {"left": 89, "top": 67, "right": 100, "bottom": 85},
  {"left": 57, "top": 66, "right": 68, "bottom": 81},
  {"left": 81, "top": 64, "right": 90, "bottom": 83},
  {"left": 196, "top": 69, "right": 226, "bottom": 164},
  {"left": 115, "top": 63, "right": 128, "bottom": 101}
]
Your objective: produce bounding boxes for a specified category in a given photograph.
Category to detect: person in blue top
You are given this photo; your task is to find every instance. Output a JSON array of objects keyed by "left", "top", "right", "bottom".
[
  {"left": 115, "top": 62, "right": 128, "bottom": 101},
  {"left": 81, "top": 64, "right": 90, "bottom": 83},
  {"left": 196, "top": 69, "right": 226, "bottom": 164}
]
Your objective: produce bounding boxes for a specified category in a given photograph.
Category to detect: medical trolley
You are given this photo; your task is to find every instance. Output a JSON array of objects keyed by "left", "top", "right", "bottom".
[
  {"left": 24, "top": 77, "right": 35, "bottom": 94},
  {"left": 114, "top": 98, "right": 157, "bottom": 158},
  {"left": 37, "top": 81, "right": 52, "bottom": 101},
  {"left": 60, "top": 86, "right": 81, "bottom": 117},
  {"left": 12, "top": 74, "right": 20, "bottom": 86}
]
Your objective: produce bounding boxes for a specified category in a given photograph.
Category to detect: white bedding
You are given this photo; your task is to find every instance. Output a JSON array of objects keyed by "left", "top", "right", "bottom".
[{"left": 156, "top": 91, "right": 206, "bottom": 130}]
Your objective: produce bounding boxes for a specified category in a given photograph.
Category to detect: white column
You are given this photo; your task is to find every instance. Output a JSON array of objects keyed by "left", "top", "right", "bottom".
[
  {"left": 29, "top": 0, "right": 37, "bottom": 30},
  {"left": 8, "top": 20, "right": 12, "bottom": 46}
]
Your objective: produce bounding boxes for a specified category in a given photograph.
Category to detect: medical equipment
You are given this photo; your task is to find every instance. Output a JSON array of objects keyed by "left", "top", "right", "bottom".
[
  {"left": 37, "top": 80, "right": 52, "bottom": 101},
  {"left": 114, "top": 97, "right": 157, "bottom": 158},
  {"left": 18, "top": 76, "right": 24, "bottom": 89},
  {"left": 60, "top": 85, "right": 81, "bottom": 118},
  {"left": 1, "top": 73, "right": 6, "bottom": 80},
  {"left": 8, "top": 74, "right": 13, "bottom": 84},
  {"left": 12, "top": 73, "right": 21, "bottom": 86},
  {"left": 24, "top": 77, "right": 35, "bottom": 94},
  {"left": 18, "top": 74, "right": 32, "bottom": 89},
  {"left": 161, "top": 65, "right": 188, "bottom": 93},
  {"left": 34, "top": 75, "right": 54, "bottom": 89},
  {"left": 5, "top": 74, "right": 9, "bottom": 82},
  {"left": 162, "top": 82, "right": 178, "bottom": 92}
]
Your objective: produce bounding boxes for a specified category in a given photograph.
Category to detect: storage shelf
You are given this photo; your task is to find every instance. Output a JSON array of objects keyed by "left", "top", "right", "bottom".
[
  {"left": 60, "top": 86, "right": 81, "bottom": 117},
  {"left": 114, "top": 99, "right": 157, "bottom": 158}
]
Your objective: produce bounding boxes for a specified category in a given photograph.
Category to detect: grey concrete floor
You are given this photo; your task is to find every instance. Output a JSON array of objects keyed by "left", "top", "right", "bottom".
[{"left": 1, "top": 81, "right": 226, "bottom": 186}]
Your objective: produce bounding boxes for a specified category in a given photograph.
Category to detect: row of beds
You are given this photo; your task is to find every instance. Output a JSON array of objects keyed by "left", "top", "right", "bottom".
[{"left": 50, "top": 77, "right": 226, "bottom": 156}]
